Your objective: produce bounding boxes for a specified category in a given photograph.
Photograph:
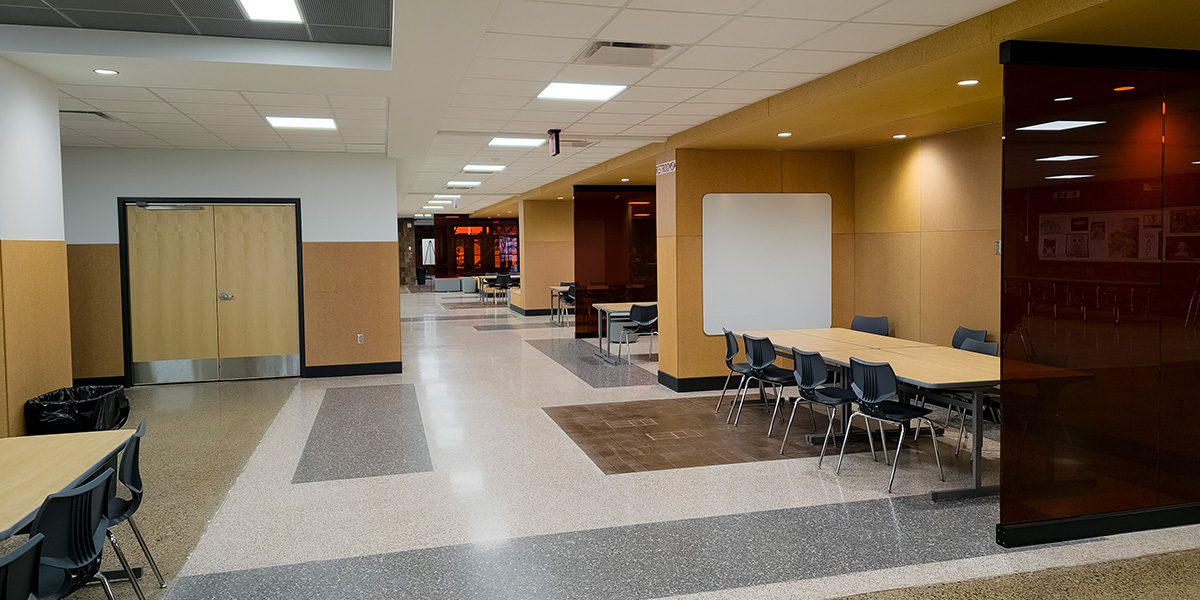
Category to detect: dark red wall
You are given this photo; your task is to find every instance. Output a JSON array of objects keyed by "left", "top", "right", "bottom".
[{"left": 572, "top": 186, "right": 657, "bottom": 337}]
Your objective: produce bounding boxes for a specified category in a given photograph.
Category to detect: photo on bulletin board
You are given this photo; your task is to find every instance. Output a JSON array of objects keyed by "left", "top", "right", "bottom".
[
  {"left": 1040, "top": 215, "right": 1069, "bottom": 236},
  {"left": 1066, "top": 233, "right": 1089, "bottom": 258},
  {"left": 1107, "top": 217, "right": 1140, "bottom": 259},
  {"left": 1042, "top": 237, "right": 1060, "bottom": 258},
  {"left": 1169, "top": 208, "right": 1200, "bottom": 234},
  {"left": 1167, "top": 237, "right": 1200, "bottom": 261},
  {"left": 1144, "top": 213, "right": 1163, "bottom": 228},
  {"left": 1071, "top": 216, "right": 1089, "bottom": 232}
]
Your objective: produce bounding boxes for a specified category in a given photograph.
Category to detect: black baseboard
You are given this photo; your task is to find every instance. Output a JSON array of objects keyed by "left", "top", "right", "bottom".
[
  {"left": 73, "top": 376, "right": 126, "bottom": 388},
  {"left": 574, "top": 331, "right": 594, "bottom": 339},
  {"left": 302, "top": 361, "right": 403, "bottom": 378},
  {"left": 509, "top": 305, "right": 553, "bottom": 317},
  {"left": 658, "top": 371, "right": 734, "bottom": 392},
  {"left": 996, "top": 501, "right": 1200, "bottom": 548}
]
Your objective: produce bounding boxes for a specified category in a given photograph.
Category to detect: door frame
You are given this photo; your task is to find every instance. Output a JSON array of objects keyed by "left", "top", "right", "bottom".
[{"left": 117, "top": 197, "right": 306, "bottom": 386}]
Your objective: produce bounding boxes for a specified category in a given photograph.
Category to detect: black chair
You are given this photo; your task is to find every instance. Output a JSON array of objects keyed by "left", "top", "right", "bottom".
[
  {"left": 30, "top": 468, "right": 118, "bottom": 600},
  {"left": 560, "top": 284, "right": 576, "bottom": 326},
  {"left": 948, "top": 338, "right": 1001, "bottom": 455},
  {"left": 107, "top": 422, "right": 165, "bottom": 591},
  {"left": 782, "top": 349, "right": 858, "bottom": 464},
  {"left": 0, "top": 533, "right": 42, "bottom": 600},
  {"left": 729, "top": 335, "right": 793, "bottom": 432},
  {"left": 951, "top": 326, "right": 987, "bottom": 349},
  {"left": 850, "top": 315, "right": 889, "bottom": 336},
  {"left": 714, "top": 329, "right": 753, "bottom": 413},
  {"left": 961, "top": 338, "right": 999, "bottom": 356},
  {"left": 493, "top": 274, "right": 512, "bottom": 305},
  {"left": 835, "top": 358, "right": 943, "bottom": 493},
  {"left": 617, "top": 304, "right": 657, "bottom": 364}
]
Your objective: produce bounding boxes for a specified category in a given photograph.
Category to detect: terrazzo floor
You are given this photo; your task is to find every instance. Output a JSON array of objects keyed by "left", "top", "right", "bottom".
[{"left": 59, "top": 291, "right": 1200, "bottom": 599}]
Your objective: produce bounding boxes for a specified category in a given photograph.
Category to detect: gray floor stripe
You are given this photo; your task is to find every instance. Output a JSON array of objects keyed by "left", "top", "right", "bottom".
[
  {"left": 401, "top": 314, "right": 515, "bottom": 322},
  {"left": 166, "top": 496, "right": 1018, "bottom": 600},
  {"left": 526, "top": 338, "right": 658, "bottom": 388},
  {"left": 475, "top": 322, "right": 557, "bottom": 331},
  {"left": 291, "top": 385, "right": 432, "bottom": 484}
]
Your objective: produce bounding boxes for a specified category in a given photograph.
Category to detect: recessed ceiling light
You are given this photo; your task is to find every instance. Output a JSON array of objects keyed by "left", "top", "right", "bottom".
[
  {"left": 1017, "top": 120, "right": 1106, "bottom": 131},
  {"left": 957, "top": 79, "right": 980, "bottom": 86},
  {"left": 93, "top": 68, "right": 119, "bottom": 76},
  {"left": 629, "top": 201, "right": 650, "bottom": 205},
  {"left": 1045, "top": 174, "right": 1095, "bottom": 179},
  {"left": 237, "top": 0, "right": 302, "bottom": 22},
  {"left": 633, "top": 213, "right": 651, "bottom": 217},
  {"left": 893, "top": 134, "right": 908, "bottom": 139},
  {"left": 1193, "top": 161, "right": 1200, "bottom": 165},
  {"left": 446, "top": 180, "right": 481, "bottom": 187},
  {"left": 266, "top": 116, "right": 336, "bottom": 130},
  {"left": 428, "top": 199, "right": 455, "bottom": 205},
  {"left": 1114, "top": 86, "right": 1135, "bottom": 92},
  {"left": 415, "top": 213, "right": 432, "bottom": 218},
  {"left": 433, "top": 194, "right": 460, "bottom": 200},
  {"left": 489, "top": 137, "right": 545, "bottom": 148},
  {"left": 621, "top": 178, "right": 630, "bottom": 182},
  {"left": 1054, "top": 96, "right": 1073, "bottom": 102},
  {"left": 463, "top": 164, "right": 506, "bottom": 173},
  {"left": 777, "top": 132, "right": 792, "bottom": 138},
  {"left": 538, "top": 82, "right": 627, "bottom": 102},
  {"left": 1037, "top": 155, "right": 1100, "bottom": 162},
  {"left": 422, "top": 205, "right": 445, "bottom": 210},
  {"left": 557, "top": 196, "right": 564, "bottom": 200}
]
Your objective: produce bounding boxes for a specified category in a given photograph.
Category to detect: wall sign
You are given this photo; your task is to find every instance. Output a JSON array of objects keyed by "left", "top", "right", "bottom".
[{"left": 655, "top": 160, "right": 676, "bottom": 176}]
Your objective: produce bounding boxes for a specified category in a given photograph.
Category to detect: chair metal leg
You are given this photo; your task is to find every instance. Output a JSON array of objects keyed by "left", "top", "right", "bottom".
[
  {"left": 727, "top": 376, "right": 747, "bottom": 423},
  {"left": 731, "top": 377, "right": 753, "bottom": 425},
  {"left": 108, "top": 530, "right": 147, "bottom": 600},
  {"left": 95, "top": 573, "right": 118, "bottom": 600},
  {"left": 956, "top": 408, "right": 969, "bottom": 456},
  {"left": 836, "top": 412, "right": 862, "bottom": 475},
  {"left": 925, "top": 417, "right": 945, "bottom": 482},
  {"left": 866, "top": 415, "right": 877, "bottom": 461},
  {"left": 715, "top": 370, "right": 734, "bottom": 413},
  {"left": 807, "top": 400, "right": 817, "bottom": 430},
  {"left": 886, "top": 423, "right": 906, "bottom": 493},
  {"left": 128, "top": 516, "right": 165, "bottom": 588},
  {"left": 816, "top": 407, "right": 837, "bottom": 467},
  {"left": 767, "top": 385, "right": 784, "bottom": 437},
  {"left": 879, "top": 420, "right": 890, "bottom": 466},
  {"left": 779, "top": 394, "right": 802, "bottom": 454}
]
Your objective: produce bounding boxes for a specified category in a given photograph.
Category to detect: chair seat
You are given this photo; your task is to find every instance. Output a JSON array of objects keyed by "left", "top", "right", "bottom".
[
  {"left": 860, "top": 400, "right": 932, "bottom": 422},
  {"left": 752, "top": 365, "right": 793, "bottom": 384},
  {"left": 811, "top": 387, "right": 857, "bottom": 406},
  {"left": 730, "top": 362, "right": 752, "bottom": 375}
]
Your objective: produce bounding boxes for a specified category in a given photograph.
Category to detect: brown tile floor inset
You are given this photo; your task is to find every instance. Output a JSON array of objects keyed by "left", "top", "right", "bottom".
[{"left": 545, "top": 396, "right": 879, "bottom": 474}]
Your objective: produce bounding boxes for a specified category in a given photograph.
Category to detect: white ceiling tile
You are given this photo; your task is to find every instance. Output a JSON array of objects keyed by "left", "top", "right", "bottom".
[
  {"left": 445, "top": 107, "right": 519, "bottom": 121},
  {"left": 106, "top": 112, "right": 195, "bottom": 124},
  {"left": 452, "top": 94, "right": 530, "bottom": 109},
  {"left": 798, "top": 22, "right": 938, "bottom": 53},
  {"left": 150, "top": 88, "right": 246, "bottom": 104},
  {"left": 627, "top": 0, "right": 758, "bottom": 14},
  {"left": 616, "top": 86, "right": 703, "bottom": 102},
  {"left": 59, "top": 98, "right": 94, "bottom": 111},
  {"left": 718, "top": 71, "right": 820, "bottom": 90},
  {"left": 190, "top": 114, "right": 270, "bottom": 126},
  {"left": 640, "top": 113, "right": 709, "bottom": 126},
  {"left": 638, "top": 68, "right": 737, "bottom": 88},
  {"left": 458, "top": 77, "right": 547, "bottom": 97},
  {"left": 171, "top": 141, "right": 233, "bottom": 149},
  {"left": 622, "top": 124, "right": 685, "bottom": 136},
  {"left": 256, "top": 106, "right": 334, "bottom": 118},
  {"left": 113, "top": 140, "right": 174, "bottom": 148},
  {"left": 174, "top": 102, "right": 259, "bottom": 116},
  {"left": 330, "top": 96, "right": 387, "bottom": 109},
  {"left": 242, "top": 92, "right": 329, "bottom": 107},
  {"left": 347, "top": 144, "right": 387, "bottom": 153},
  {"left": 684, "top": 88, "right": 770, "bottom": 104},
  {"left": 595, "top": 100, "right": 676, "bottom": 114},
  {"left": 476, "top": 33, "right": 588, "bottom": 62},
  {"left": 465, "top": 58, "right": 563, "bottom": 82},
  {"left": 554, "top": 64, "right": 653, "bottom": 86},
  {"left": 440, "top": 119, "right": 511, "bottom": 131},
  {"left": 578, "top": 112, "right": 652, "bottom": 125},
  {"left": 747, "top": 0, "right": 889, "bottom": 20},
  {"left": 229, "top": 143, "right": 290, "bottom": 150},
  {"left": 597, "top": 9, "right": 730, "bottom": 45},
  {"left": 204, "top": 123, "right": 275, "bottom": 133},
  {"left": 86, "top": 99, "right": 178, "bottom": 114},
  {"left": 665, "top": 46, "right": 781, "bottom": 71},
  {"left": 133, "top": 122, "right": 208, "bottom": 133},
  {"left": 505, "top": 120, "right": 572, "bottom": 133},
  {"left": 333, "top": 108, "right": 387, "bottom": 120},
  {"left": 701, "top": 16, "right": 838, "bottom": 48},
  {"left": 58, "top": 85, "right": 159, "bottom": 101},
  {"left": 155, "top": 133, "right": 222, "bottom": 143},
  {"left": 663, "top": 102, "right": 742, "bottom": 116},
  {"left": 61, "top": 138, "right": 111, "bottom": 147},
  {"left": 520, "top": 98, "right": 604, "bottom": 112},
  {"left": 512, "top": 109, "right": 586, "bottom": 123},
  {"left": 213, "top": 133, "right": 284, "bottom": 142},
  {"left": 289, "top": 143, "right": 346, "bottom": 152},
  {"left": 754, "top": 49, "right": 874, "bottom": 73},
  {"left": 488, "top": 0, "right": 617, "bottom": 37},
  {"left": 857, "top": 0, "right": 1012, "bottom": 26}
]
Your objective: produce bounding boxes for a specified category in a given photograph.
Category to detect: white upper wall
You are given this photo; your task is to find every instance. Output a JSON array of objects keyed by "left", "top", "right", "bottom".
[
  {"left": 0, "top": 56, "right": 64, "bottom": 241},
  {"left": 62, "top": 147, "right": 398, "bottom": 244}
]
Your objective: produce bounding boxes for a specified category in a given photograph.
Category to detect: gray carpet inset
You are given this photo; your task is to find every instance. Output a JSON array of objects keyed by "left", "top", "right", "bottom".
[
  {"left": 291, "top": 385, "right": 431, "bottom": 484},
  {"left": 526, "top": 338, "right": 658, "bottom": 388}
]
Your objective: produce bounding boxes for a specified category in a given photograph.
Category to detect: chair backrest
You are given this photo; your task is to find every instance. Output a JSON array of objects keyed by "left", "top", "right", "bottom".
[
  {"left": 119, "top": 421, "right": 146, "bottom": 502},
  {"left": 629, "top": 304, "right": 657, "bottom": 326},
  {"left": 951, "top": 326, "right": 987, "bottom": 349},
  {"left": 961, "top": 338, "right": 999, "bottom": 356},
  {"left": 791, "top": 348, "right": 829, "bottom": 391},
  {"left": 496, "top": 274, "right": 510, "bottom": 287},
  {"left": 563, "top": 284, "right": 576, "bottom": 302},
  {"left": 722, "top": 329, "right": 739, "bottom": 366},
  {"left": 0, "top": 533, "right": 42, "bottom": 600},
  {"left": 850, "top": 358, "right": 898, "bottom": 405},
  {"left": 850, "top": 315, "right": 889, "bottom": 336},
  {"left": 30, "top": 468, "right": 113, "bottom": 571},
  {"left": 742, "top": 334, "right": 777, "bottom": 370}
]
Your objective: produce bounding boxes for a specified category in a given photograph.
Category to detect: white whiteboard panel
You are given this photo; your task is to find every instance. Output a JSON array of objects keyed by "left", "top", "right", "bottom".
[{"left": 702, "top": 193, "right": 832, "bottom": 335}]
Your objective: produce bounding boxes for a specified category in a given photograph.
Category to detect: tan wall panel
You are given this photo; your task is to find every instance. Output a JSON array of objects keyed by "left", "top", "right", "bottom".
[
  {"left": 675, "top": 150, "right": 782, "bottom": 237},
  {"left": 655, "top": 236, "right": 679, "bottom": 376},
  {"left": 214, "top": 205, "right": 300, "bottom": 358},
  {"left": 0, "top": 244, "right": 6, "bottom": 436},
  {"left": 920, "top": 230, "right": 1001, "bottom": 344},
  {"left": 832, "top": 233, "right": 856, "bottom": 328},
  {"left": 854, "top": 233, "right": 921, "bottom": 340},
  {"left": 855, "top": 141, "right": 922, "bottom": 234},
  {"left": 674, "top": 234, "right": 727, "bottom": 379},
  {"left": 655, "top": 152, "right": 677, "bottom": 238},
  {"left": 781, "top": 151, "right": 856, "bottom": 235},
  {"left": 66, "top": 244, "right": 123, "bottom": 379},
  {"left": 515, "top": 199, "right": 574, "bottom": 311},
  {"left": 302, "top": 242, "right": 401, "bottom": 367},
  {"left": 920, "top": 124, "right": 1002, "bottom": 232},
  {"left": 1, "top": 240, "right": 74, "bottom": 436}
]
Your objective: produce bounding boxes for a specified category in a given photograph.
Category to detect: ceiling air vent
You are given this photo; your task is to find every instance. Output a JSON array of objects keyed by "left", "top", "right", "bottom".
[{"left": 574, "top": 41, "right": 673, "bottom": 68}]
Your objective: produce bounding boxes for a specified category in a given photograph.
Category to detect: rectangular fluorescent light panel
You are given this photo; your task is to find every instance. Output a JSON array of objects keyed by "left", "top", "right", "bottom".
[
  {"left": 422, "top": 205, "right": 445, "bottom": 210},
  {"left": 1045, "top": 174, "right": 1095, "bottom": 179},
  {"left": 428, "top": 199, "right": 455, "bottom": 205},
  {"left": 266, "top": 116, "right": 336, "bottom": 129},
  {"left": 433, "top": 194, "right": 460, "bottom": 200},
  {"left": 1038, "top": 155, "right": 1099, "bottom": 162},
  {"left": 538, "top": 82, "right": 627, "bottom": 101},
  {"left": 237, "top": 0, "right": 302, "bottom": 22},
  {"left": 463, "top": 164, "right": 506, "bottom": 173},
  {"left": 489, "top": 137, "right": 545, "bottom": 148},
  {"left": 447, "top": 181, "right": 481, "bottom": 187},
  {"left": 1017, "top": 120, "right": 1106, "bottom": 131}
]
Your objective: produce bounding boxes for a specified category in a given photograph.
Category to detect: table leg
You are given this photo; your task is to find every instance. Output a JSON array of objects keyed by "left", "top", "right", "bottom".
[{"left": 931, "top": 388, "right": 999, "bottom": 502}]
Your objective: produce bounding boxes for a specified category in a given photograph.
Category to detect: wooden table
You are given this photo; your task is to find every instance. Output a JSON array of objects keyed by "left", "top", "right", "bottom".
[
  {"left": 593, "top": 301, "right": 656, "bottom": 364},
  {"left": 0, "top": 429, "right": 134, "bottom": 539},
  {"left": 549, "top": 285, "right": 570, "bottom": 326}
]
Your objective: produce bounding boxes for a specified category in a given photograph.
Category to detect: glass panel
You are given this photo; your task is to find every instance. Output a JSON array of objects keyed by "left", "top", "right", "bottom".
[{"left": 572, "top": 187, "right": 657, "bottom": 336}]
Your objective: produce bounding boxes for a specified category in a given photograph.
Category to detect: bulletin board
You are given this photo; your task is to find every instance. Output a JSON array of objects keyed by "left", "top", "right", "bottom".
[{"left": 1038, "top": 209, "right": 1165, "bottom": 262}]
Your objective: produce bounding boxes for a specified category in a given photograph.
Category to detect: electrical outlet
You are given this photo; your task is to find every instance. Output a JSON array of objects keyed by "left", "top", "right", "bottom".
[{"left": 356, "top": 333, "right": 365, "bottom": 344}]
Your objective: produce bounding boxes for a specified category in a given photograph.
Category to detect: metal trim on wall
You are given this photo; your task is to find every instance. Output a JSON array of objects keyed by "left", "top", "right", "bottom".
[
  {"left": 132, "top": 359, "right": 219, "bottom": 385},
  {"left": 218, "top": 355, "right": 300, "bottom": 380}
]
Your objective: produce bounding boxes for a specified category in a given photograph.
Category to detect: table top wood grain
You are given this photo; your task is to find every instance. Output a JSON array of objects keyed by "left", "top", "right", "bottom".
[{"left": 593, "top": 301, "right": 657, "bottom": 313}]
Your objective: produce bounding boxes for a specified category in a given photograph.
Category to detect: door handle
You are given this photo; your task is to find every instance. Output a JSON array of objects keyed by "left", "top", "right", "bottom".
[{"left": 218, "top": 291, "right": 235, "bottom": 301}]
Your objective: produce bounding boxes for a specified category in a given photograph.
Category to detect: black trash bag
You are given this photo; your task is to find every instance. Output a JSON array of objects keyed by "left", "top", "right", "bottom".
[{"left": 24, "top": 386, "right": 130, "bottom": 435}]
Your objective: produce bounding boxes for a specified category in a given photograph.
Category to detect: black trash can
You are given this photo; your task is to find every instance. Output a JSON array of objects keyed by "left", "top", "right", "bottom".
[
  {"left": 24, "top": 386, "right": 130, "bottom": 435},
  {"left": 416, "top": 267, "right": 427, "bottom": 285}
]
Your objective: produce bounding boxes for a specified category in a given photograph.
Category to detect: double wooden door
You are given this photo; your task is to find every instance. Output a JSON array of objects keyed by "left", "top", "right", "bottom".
[{"left": 125, "top": 203, "right": 300, "bottom": 384}]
